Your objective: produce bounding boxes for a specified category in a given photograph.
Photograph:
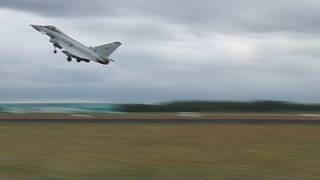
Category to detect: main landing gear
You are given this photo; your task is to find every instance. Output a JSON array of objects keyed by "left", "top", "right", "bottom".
[{"left": 67, "top": 56, "right": 72, "bottom": 62}]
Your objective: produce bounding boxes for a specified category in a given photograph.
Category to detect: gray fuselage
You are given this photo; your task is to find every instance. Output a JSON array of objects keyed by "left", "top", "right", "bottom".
[{"left": 31, "top": 25, "right": 110, "bottom": 64}]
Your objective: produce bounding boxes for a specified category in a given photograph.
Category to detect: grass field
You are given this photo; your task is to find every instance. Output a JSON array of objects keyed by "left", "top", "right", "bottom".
[{"left": 0, "top": 124, "right": 319, "bottom": 179}]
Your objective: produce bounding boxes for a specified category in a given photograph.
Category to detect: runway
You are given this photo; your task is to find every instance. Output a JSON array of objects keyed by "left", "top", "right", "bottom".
[{"left": 1, "top": 113, "right": 320, "bottom": 124}]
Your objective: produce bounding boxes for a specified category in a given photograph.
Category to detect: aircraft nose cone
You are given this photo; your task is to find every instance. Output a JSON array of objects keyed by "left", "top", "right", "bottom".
[{"left": 30, "top": 25, "right": 41, "bottom": 32}]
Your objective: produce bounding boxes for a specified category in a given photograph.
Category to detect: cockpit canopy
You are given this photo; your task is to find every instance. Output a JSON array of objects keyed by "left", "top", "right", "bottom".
[{"left": 45, "top": 25, "right": 62, "bottom": 33}]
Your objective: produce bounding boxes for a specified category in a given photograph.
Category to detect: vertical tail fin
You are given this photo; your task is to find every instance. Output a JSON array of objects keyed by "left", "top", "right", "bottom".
[{"left": 93, "top": 42, "right": 122, "bottom": 58}]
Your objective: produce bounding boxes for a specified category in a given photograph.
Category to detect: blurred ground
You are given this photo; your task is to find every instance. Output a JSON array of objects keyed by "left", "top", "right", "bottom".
[
  {"left": 1, "top": 112, "right": 320, "bottom": 121},
  {"left": 0, "top": 124, "right": 320, "bottom": 179}
]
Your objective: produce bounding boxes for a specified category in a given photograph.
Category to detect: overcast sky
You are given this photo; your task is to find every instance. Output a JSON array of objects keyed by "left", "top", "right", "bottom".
[{"left": 1, "top": 0, "right": 320, "bottom": 103}]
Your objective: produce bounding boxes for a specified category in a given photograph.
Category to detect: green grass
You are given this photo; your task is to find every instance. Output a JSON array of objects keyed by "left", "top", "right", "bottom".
[{"left": 0, "top": 124, "right": 319, "bottom": 179}]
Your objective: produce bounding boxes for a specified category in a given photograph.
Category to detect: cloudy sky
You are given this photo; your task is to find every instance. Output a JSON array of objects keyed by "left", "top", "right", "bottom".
[{"left": 1, "top": 0, "right": 320, "bottom": 103}]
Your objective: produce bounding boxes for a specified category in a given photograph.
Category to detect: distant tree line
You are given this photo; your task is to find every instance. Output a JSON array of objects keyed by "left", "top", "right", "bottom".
[{"left": 121, "top": 101, "right": 320, "bottom": 113}]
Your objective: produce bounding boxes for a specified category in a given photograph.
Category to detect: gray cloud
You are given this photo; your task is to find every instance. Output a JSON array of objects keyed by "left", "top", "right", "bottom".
[
  {"left": 1, "top": 0, "right": 320, "bottom": 33},
  {"left": 0, "top": 1, "right": 320, "bottom": 103}
]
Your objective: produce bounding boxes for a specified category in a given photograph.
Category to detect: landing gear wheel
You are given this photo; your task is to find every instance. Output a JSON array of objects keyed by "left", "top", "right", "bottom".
[
  {"left": 76, "top": 59, "right": 81, "bottom": 62},
  {"left": 53, "top": 49, "right": 57, "bottom": 54},
  {"left": 67, "top": 57, "right": 72, "bottom": 62}
]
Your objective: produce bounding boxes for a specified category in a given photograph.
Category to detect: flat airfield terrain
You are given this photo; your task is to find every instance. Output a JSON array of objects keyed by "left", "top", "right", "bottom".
[
  {"left": 1, "top": 112, "right": 320, "bottom": 123},
  {"left": 0, "top": 113, "right": 320, "bottom": 179}
]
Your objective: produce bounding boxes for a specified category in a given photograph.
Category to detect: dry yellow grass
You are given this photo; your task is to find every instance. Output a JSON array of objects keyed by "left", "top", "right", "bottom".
[{"left": 0, "top": 124, "right": 319, "bottom": 179}]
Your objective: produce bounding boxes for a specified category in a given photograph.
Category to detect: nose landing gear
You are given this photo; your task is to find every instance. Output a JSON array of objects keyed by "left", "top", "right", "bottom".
[{"left": 53, "top": 47, "right": 57, "bottom": 54}]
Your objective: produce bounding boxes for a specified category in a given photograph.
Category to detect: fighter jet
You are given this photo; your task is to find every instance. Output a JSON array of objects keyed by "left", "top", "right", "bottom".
[{"left": 30, "top": 25, "right": 121, "bottom": 65}]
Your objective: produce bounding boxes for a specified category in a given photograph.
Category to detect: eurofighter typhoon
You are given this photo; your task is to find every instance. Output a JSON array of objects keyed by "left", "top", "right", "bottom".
[{"left": 31, "top": 25, "right": 121, "bottom": 65}]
